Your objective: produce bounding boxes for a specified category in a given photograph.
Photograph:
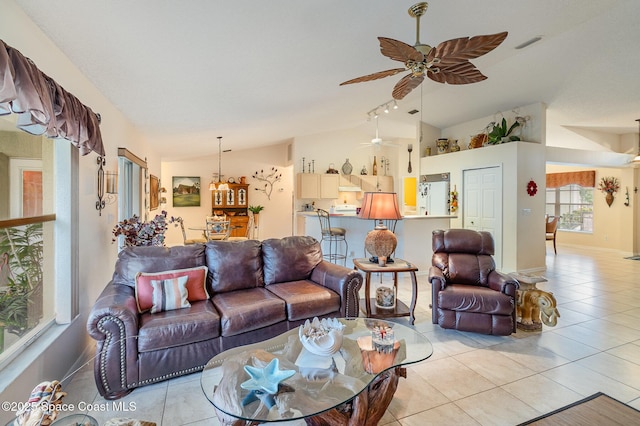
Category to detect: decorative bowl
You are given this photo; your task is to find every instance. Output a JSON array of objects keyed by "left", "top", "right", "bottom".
[{"left": 298, "top": 317, "right": 345, "bottom": 356}]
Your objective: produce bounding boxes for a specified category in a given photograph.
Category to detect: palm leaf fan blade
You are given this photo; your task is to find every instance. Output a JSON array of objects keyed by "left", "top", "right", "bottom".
[
  {"left": 429, "top": 61, "right": 487, "bottom": 85},
  {"left": 428, "top": 32, "right": 508, "bottom": 66},
  {"left": 392, "top": 73, "right": 424, "bottom": 99},
  {"left": 340, "top": 68, "right": 407, "bottom": 85},
  {"left": 378, "top": 37, "right": 424, "bottom": 63}
]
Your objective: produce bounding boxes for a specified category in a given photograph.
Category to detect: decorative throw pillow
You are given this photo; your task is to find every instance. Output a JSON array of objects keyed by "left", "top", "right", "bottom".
[
  {"left": 135, "top": 265, "right": 208, "bottom": 313},
  {"left": 150, "top": 275, "right": 190, "bottom": 314}
]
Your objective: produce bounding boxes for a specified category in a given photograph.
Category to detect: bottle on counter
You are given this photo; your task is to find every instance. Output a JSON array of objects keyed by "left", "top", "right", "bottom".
[{"left": 372, "top": 156, "right": 377, "bottom": 176}]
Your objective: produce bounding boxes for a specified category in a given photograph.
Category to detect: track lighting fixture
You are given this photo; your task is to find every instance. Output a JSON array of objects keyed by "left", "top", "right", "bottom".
[{"left": 367, "top": 99, "right": 400, "bottom": 120}]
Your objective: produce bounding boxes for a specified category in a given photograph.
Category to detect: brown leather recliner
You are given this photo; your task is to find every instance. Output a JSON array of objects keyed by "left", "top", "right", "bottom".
[{"left": 429, "top": 229, "right": 518, "bottom": 335}]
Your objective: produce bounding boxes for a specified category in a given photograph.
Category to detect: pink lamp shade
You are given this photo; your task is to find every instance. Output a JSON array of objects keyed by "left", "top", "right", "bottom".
[{"left": 358, "top": 192, "right": 402, "bottom": 261}]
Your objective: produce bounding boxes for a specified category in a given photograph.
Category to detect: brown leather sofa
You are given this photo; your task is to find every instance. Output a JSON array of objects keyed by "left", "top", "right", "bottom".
[
  {"left": 429, "top": 229, "right": 518, "bottom": 336},
  {"left": 87, "top": 236, "right": 363, "bottom": 399}
]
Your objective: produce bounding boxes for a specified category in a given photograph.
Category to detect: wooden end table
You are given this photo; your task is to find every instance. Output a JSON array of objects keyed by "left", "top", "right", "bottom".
[{"left": 353, "top": 258, "right": 419, "bottom": 325}]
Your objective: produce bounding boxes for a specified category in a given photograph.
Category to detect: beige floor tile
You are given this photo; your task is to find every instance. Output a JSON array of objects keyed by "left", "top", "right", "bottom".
[
  {"left": 607, "top": 343, "right": 640, "bottom": 365},
  {"left": 90, "top": 383, "right": 167, "bottom": 426},
  {"left": 388, "top": 367, "right": 450, "bottom": 418},
  {"left": 551, "top": 323, "right": 630, "bottom": 351},
  {"left": 541, "top": 362, "right": 640, "bottom": 402},
  {"left": 488, "top": 337, "right": 571, "bottom": 373},
  {"left": 399, "top": 402, "right": 481, "bottom": 426},
  {"left": 455, "top": 387, "right": 540, "bottom": 426},
  {"left": 163, "top": 378, "right": 217, "bottom": 425},
  {"left": 576, "top": 352, "right": 640, "bottom": 387},
  {"left": 501, "top": 374, "right": 583, "bottom": 413},
  {"left": 532, "top": 330, "right": 600, "bottom": 361},
  {"left": 411, "top": 357, "right": 496, "bottom": 401},
  {"left": 454, "top": 348, "right": 536, "bottom": 386}
]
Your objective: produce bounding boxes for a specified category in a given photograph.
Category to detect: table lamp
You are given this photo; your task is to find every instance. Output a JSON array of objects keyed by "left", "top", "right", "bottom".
[{"left": 358, "top": 192, "right": 402, "bottom": 264}]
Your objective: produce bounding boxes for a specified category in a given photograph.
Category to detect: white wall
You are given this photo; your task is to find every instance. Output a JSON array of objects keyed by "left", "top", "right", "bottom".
[
  {"left": 420, "top": 142, "right": 546, "bottom": 273},
  {"left": 546, "top": 164, "right": 637, "bottom": 255},
  {"left": 0, "top": 1, "right": 156, "bottom": 417},
  {"left": 161, "top": 143, "right": 293, "bottom": 245}
]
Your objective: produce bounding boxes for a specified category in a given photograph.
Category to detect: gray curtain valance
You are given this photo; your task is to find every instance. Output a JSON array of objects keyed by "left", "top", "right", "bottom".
[{"left": 0, "top": 39, "right": 104, "bottom": 156}]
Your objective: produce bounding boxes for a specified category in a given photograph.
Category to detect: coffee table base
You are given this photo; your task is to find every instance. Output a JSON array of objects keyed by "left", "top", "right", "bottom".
[{"left": 215, "top": 367, "right": 407, "bottom": 426}]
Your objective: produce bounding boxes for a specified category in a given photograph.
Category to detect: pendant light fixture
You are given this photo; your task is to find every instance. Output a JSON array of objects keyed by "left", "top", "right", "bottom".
[
  {"left": 209, "top": 136, "right": 230, "bottom": 191},
  {"left": 633, "top": 119, "right": 640, "bottom": 163}
]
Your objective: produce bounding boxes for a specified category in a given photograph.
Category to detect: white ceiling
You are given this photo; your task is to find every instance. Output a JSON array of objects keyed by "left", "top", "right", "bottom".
[{"left": 13, "top": 0, "right": 640, "bottom": 160}]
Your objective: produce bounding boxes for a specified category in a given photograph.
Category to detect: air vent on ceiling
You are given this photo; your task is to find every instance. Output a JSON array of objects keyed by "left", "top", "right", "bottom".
[{"left": 408, "top": 109, "right": 419, "bottom": 115}]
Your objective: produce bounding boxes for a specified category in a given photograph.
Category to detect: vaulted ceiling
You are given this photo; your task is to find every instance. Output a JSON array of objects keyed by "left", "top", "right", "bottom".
[{"left": 13, "top": 0, "right": 640, "bottom": 160}]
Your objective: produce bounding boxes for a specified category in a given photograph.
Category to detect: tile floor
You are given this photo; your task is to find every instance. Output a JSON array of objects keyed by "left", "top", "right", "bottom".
[{"left": 60, "top": 243, "right": 640, "bottom": 425}]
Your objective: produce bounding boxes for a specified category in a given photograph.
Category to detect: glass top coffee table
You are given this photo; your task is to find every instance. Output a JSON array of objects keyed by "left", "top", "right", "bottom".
[{"left": 201, "top": 318, "right": 432, "bottom": 425}]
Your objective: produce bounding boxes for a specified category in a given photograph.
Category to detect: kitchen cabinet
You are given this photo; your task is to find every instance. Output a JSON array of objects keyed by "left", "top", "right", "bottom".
[
  {"left": 297, "top": 173, "right": 320, "bottom": 199},
  {"left": 320, "top": 174, "right": 339, "bottom": 198},
  {"left": 296, "top": 173, "right": 340, "bottom": 199},
  {"left": 211, "top": 183, "right": 250, "bottom": 237}
]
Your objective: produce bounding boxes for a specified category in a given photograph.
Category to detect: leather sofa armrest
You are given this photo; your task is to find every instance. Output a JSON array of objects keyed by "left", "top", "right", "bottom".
[
  {"left": 428, "top": 266, "right": 447, "bottom": 290},
  {"left": 310, "top": 261, "right": 363, "bottom": 318},
  {"left": 429, "top": 266, "right": 447, "bottom": 324},
  {"left": 487, "top": 271, "right": 519, "bottom": 297},
  {"left": 86, "top": 282, "right": 140, "bottom": 399}
]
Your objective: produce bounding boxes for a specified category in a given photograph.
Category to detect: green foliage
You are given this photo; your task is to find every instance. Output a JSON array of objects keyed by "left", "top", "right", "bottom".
[
  {"left": 248, "top": 205, "right": 265, "bottom": 214},
  {"left": 0, "top": 223, "right": 43, "bottom": 338},
  {"left": 487, "top": 118, "right": 521, "bottom": 144}
]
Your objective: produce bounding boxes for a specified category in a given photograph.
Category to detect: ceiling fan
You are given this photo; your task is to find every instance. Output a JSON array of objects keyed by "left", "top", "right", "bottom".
[
  {"left": 340, "top": 2, "right": 508, "bottom": 100},
  {"left": 361, "top": 116, "right": 399, "bottom": 149}
]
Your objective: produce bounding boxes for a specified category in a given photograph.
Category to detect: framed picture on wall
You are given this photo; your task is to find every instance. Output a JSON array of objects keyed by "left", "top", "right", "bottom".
[
  {"left": 149, "top": 174, "right": 160, "bottom": 210},
  {"left": 172, "top": 176, "right": 201, "bottom": 207}
]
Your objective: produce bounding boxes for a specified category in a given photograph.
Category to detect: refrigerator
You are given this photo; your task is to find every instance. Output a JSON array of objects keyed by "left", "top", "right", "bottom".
[{"left": 418, "top": 173, "right": 450, "bottom": 216}]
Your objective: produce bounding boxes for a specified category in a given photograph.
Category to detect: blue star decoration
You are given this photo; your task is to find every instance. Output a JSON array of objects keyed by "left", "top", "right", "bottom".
[{"left": 241, "top": 358, "right": 295, "bottom": 395}]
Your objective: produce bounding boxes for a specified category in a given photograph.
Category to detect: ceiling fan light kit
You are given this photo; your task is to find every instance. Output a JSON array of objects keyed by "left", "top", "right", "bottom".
[{"left": 340, "top": 2, "right": 508, "bottom": 100}]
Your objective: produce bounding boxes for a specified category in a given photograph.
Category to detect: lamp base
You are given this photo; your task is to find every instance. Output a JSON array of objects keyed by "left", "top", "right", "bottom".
[{"left": 368, "top": 256, "right": 395, "bottom": 264}]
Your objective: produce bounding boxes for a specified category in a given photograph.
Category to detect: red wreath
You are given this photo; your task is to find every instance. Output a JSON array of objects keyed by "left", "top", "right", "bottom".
[{"left": 527, "top": 180, "right": 538, "bottom": 196}]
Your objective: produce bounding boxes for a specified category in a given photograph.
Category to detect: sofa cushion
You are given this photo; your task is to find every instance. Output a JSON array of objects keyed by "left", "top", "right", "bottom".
[
  {"left": 138, "top": 300, "right": 220, "bottom": 352},
  {"left": 438, "top": 284, "right": 513, "bottom": 315},
  {"left": 262, "top": 236, "right": 322, "bottom": 285},
  {"left": 135, "top": 266, "right": 209, "bottom": 313},
  {"left": 149, "top": 275, "right": 191, "bottom": 313},
  {"left": 206, "top": 240, "right": 263, "bottom": 293},
  {"left": 212, "top": 288, "right": 286, "bottom": 337},
  {"left": 113, "top": 244, "right": 206, "bottom": 288},
  {"left": 266, "top": 280, "right": 340, "bottom": 321}
]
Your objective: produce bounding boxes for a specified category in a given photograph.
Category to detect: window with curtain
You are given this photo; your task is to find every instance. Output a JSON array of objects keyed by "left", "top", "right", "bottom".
[
  {"left": 0, "top": 126, "right": 60, "bottom": 366},
  {"left": 546, "top": 171, "right": 595, "bottom": 233}
]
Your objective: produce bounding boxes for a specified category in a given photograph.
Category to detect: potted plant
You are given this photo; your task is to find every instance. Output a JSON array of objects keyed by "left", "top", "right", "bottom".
[
  {"left": 598, "top": 176, "right": 620, "bottom": 207},
  {"left": 248, "top": 205, "right": 264, "bottom": 229},
  {"left": 487, "top": 118, "right": 521, "bottom": 144}
]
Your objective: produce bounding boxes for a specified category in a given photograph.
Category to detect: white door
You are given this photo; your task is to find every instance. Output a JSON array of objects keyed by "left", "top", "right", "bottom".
[{"left": 463, "top": 166, "right": 502, "bottom": 268}]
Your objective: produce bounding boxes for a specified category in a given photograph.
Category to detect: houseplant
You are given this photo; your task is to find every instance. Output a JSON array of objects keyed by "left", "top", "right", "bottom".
[
  {"left": 487, "top": 117, "right": 521, "bottom": 144},
  {"left": 112, "top": 211, "right": 180, "bottom": 247},
  {"left": 598, "top": 176, "right": 620, "bottom": 207},
  {"left": 0, "top": 223, "right": 44, "bottom": 351}
]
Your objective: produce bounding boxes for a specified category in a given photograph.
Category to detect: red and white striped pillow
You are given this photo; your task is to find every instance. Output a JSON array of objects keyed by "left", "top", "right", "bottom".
[{"left": 149, "top": 275, "right": 190, "bottom": 313}]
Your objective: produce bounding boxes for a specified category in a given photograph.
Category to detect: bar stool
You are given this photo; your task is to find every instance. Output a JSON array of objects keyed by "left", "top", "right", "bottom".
[{"left": 317, "top": 209, "right": 348, "bottom": 266}]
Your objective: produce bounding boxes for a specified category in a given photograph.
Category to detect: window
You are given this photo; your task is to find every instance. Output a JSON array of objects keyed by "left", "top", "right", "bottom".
[
  {"left": 546, "top": 184, "right": 594, "bottom": 232},
  {"left": 0, "top": 126, "right": 65, "bottom": 367}
]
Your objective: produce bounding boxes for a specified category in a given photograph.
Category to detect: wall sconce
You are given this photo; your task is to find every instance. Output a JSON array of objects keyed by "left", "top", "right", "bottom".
[
  {"left": 96, "top": 156, "right": 117, "bottom": 216},
  {"left": 160, "top": 187, "right": 167, "bottom": 204}
]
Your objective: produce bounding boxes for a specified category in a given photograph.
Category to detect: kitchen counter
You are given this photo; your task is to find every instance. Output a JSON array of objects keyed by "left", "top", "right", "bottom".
[
  {"left": 296, "top": 211, "right": 457, "bottom": 219},
  {"left": 295, "top": 212, "right": 455, "bottom": 272}
]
